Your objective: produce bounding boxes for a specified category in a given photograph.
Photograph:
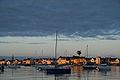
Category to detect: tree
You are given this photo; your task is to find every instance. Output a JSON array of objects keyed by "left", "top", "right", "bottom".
[{"left": 77, "top": 50, "right": 81, "bottom": 56}]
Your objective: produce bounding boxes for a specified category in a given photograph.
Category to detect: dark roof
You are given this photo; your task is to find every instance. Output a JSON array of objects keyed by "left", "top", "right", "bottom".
[{"left": 59, "top": 56, "right": 85, "bottom": 59}]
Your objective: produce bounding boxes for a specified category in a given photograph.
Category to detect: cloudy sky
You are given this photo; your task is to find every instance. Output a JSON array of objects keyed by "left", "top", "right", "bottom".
[{"left": 0, "top": 0, "right": 120, "bottom": 57}]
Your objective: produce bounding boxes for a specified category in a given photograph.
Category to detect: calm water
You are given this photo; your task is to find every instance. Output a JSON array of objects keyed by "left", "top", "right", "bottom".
[{"left": 0, "top": 66, "right": 120, "bottom": 80}]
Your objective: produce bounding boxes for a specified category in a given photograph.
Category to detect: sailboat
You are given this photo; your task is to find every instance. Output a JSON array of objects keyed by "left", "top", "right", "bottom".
[
  {"left": 83, "top": 45, "right": 97, "bottom": 70},
  {"left": 46, "top": 32, "right": 71, "bottom": 74},
  {"left": 8, "top": 54, "right": 20, "bottom": 69}
]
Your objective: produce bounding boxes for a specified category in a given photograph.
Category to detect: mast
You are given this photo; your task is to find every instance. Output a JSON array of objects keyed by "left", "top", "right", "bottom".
[
  {"left": 87, "top": 44, "right": 88, "bottom": 58},
  {"left": 55, "top": 31, "right": 57, "bottom": 59},
  {"left": 55, "top": 31, "right": 57, "bottom": 67},
  {"left": 12, "top": 54, "right": 14, "bottom": 64},
  {"left": 42, "top": 49, "right": 43, "bottom": 59}
]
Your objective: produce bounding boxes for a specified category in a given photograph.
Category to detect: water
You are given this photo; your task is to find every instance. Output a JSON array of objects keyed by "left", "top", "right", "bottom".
[{"left": 0, "top": 66, "right": 120, "bottom": 80}]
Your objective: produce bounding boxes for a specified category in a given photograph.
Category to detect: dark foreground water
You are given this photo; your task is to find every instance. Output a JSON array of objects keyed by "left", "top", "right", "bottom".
[{"left": 0, "top": 66, "right": 120, "bottom": 80}]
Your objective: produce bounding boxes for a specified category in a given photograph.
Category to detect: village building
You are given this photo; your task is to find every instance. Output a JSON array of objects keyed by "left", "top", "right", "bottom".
[
  {"left": 96, "top": 56, "right": 101, "bottom": 64},
  {"left": 108, "top": 57, "right": 120, "bottom": 65},
  {"left": 57, "top": 56, "right": 85, "bottom": 65},
  {"left": 0, "top": 59, "right": 5, "bottom": 64},
  {"left": 6, "top": 60, "right": 11, "bottom": 65},
  {"left": 22, "top": 58, "right": 34, "bottom": 65}
]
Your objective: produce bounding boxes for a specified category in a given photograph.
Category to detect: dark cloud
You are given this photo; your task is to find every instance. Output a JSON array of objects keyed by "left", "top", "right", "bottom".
[{"left": 0, "top": 0, "right": 120, "bottom": 39}]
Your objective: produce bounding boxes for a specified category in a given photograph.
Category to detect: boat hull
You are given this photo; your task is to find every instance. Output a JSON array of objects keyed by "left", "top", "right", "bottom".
[
  {"left": 83, "top": 66, "right": 97, "bottom": 69},
  {"left": 46, "top": 68, "right": 71, "bottom": 74}
]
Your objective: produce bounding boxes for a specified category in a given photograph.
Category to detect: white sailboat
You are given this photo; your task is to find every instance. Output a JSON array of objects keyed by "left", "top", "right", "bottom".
[{"left": 46, "top": 32, "right": 71, "bottom": 74}]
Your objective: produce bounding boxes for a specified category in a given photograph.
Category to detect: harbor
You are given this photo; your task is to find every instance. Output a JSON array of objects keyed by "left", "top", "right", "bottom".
[
  {"left": 0, "top": 0, "right": 120, "bottom": 80},
  {"left": 0, "top": 55, "right": 120, "bottom": 80},
  {"left": 0, "top": 65, "right": 120, "bottom": 80}
]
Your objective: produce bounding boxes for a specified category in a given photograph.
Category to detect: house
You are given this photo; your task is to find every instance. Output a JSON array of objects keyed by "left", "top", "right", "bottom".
[
  {"left": 71, "top": 56, "right": 85, "bottom": 65},
  {"left": 0, "top": 59, "right": 5, "bottom": 64},
  {"left": 22, "top": 58, "right": 32, "bottom": 65},
  {"left": 13, "top": 59, "right": 19, "bottom": 64},
  {"left": 34, "top": 59, "right": 39, "bottom": 64},
  {"left": 57, "top": 56, "right": 85, "bottom": 65},
  {"left": 109, "top": 57, "right": 120, "bottom": 65},
  {"left": 6, "top": 60, "right": 11, "bottom": 65},
  {"left": 90, "top": 58, "right": 96, "bottom": 63},
  {"left": 57, "top": 56, "right": 70, "bottom": 65},
  {"left": 85, "top": 56, "right": 101, "bottom": 64},
  {"left": 17, "top": 60, "right": 22, "bottom": 65},
  {"left": 46, "top": 58, "right": 52, "bottom": 65},
  {"left": 96, "top": 56, "right": 101, "bottom": 64}
]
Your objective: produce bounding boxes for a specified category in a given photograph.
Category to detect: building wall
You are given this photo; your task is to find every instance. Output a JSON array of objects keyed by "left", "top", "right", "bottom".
[
  {"left": 96, "top": 57, "right": 101, "bottom": 64},
  {"left": 0, "top": 61, "right": 5, "bottom": 64}
]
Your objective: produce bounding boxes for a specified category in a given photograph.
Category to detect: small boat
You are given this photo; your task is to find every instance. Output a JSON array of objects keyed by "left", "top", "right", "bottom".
[
  {"left": 83, "top": 65, "right": 97, "bottom": 69},
  {"left": 46, "top": 32, "right": 71, "bottom": 74},
  {"left": 46, "top": 67, "right": 71, "bottom": 74},
  {"left": 8, "top": 64, "right": 20, "bottom": 69},
  {"left": 97, "top": 64, "right": 111, "bottom": 71},
  {"left": 83, "top": 62, "right": 97, "bottom": 70},
  {"left": 35, "top": 64, "right": 49, "bottom": 71}
]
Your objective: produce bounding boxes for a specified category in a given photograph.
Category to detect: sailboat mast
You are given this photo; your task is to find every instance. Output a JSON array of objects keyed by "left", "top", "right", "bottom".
[
  {"left": 87, "top": 44, "right": 88, "bottom": 57},
  {"left": 54, "top": 31, "right": 58, "bottom": 67},
  {"left": 55, "top": 31, "right": 57, "bottom": 59},
  {"left": 42, "top": 49, "right": 43, "bottom": 59}
]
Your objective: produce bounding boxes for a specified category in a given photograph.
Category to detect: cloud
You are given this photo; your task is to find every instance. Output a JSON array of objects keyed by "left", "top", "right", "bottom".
[
  {"left": 96, "top": 35, "right": 120, "bottom": 40},
  {"left": 0, "top": 0, "right": 120, "bottom": 40},
  {"left": 0, "top": 41, "right": 19, "bottom": 44},
  {"left": 0, "top": 41, "right": 9, "bottom": 44},
  {"left": 25, "top": 42, "right": 48, "bottom": 44}
]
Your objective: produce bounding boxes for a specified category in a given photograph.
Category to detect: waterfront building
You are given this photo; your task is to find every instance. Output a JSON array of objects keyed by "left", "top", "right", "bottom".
[
  {"left": 57, "top": 56, "right": 85, "bottom": 65},
  {"left": 0, "top": 59, "right": 5, "bottom": 64},
  {"left": 96, "top": 56, "right": 101, "bottom": 64},
  {"left": 6, "top": 60, "right": 11, "bottom": 65},
  {"left": 22, "top": 58, "right": 31, "bottom": 65}
]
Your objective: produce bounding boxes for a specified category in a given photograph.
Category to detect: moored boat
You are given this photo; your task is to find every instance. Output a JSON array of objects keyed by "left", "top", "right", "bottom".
[
  {"left": 83, "top": 65, "right": 97, "bottom": 69},
  {"left": 46, "top": 32, "right": 71, "bottom": 74},
  {"left": 35, "top": 64, "right": 49, "bottom": 71},
  {"left": 8, "top": 64, "right": 20, "bottom": 69},
  {"left": 97, "top": 64, "right": 111, "bottom": 71},
  {"left": 46, "top": 67, "right": 71, "bottom": 74}
]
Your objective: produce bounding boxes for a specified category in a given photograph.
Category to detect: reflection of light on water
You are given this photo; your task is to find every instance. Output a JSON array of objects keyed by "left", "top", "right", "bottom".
[
  {"left": 72, "top": 66, "right": 110, "bottom": 80},
  {"left": 1, "top": 66, "right": 120, "bottom": 80},
  {"left": 55, "top": 74, "right": 70, "bottom": 80},
  {"left": 111, "top": 66, "right": 120, "bottom": 72},
  {"left": 115, "top": 67, "right": 120, "bottom": 72},
  {"left": 72, "top": 66, "right": 83, "bottom": 78}
]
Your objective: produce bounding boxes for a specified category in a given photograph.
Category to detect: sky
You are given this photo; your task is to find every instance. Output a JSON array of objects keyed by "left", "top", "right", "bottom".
[{"left": 0, "top": 0, "right": 120, "bottom": 57}]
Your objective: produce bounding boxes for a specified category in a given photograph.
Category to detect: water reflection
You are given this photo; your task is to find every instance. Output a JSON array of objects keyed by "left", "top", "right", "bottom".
[
  {"left": 54, "top": 74, "right": 70, "bottom": 80},
  {"left": 111, "top": 66, "right": 120, "bottom": 72},
  {"left": 72, "top": 66, "right": 112, "bottom": 80},
  {"left": 72, "top": 66, "right": 83, "bottom": 77},
  {"left": 0, "top": 66, "right": 120, "bottom": 80}
]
